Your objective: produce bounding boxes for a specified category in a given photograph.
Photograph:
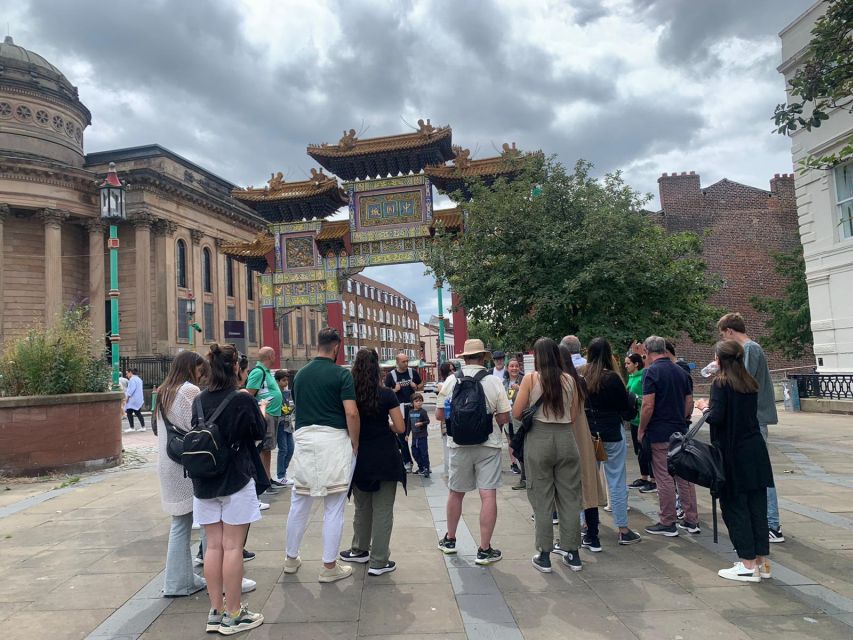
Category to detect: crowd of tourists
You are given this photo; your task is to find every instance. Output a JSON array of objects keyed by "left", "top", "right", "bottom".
[{"left": 150, "top": 311, "right": 781, "bottom": 635}]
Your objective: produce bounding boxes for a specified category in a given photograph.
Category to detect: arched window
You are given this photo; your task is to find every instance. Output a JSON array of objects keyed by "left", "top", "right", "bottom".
[
  {"left": 358, "top": 303, "right": 364, "bottom": 319},
  {"left": 226, "top": 257, "right": 235, "bottom": 297},
  {"left": 349, "top": 301, "right": 355, "bottom": 317},
  {"left": 176, "top": 239, "right": 187, "bottom": 289},
  {"left": 203, "top": 248, "right": 212, "bottom": 293}
]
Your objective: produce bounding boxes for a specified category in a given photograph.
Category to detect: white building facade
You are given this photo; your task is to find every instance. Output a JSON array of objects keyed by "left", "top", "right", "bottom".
[{"left": 779, "top": 2, "right": 853, "bottom": 372}]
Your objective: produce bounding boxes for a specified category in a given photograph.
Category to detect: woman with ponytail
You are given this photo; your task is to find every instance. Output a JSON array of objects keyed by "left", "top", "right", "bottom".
[{"left": 191, "top": 343, "right": 267, "bottom": 635}]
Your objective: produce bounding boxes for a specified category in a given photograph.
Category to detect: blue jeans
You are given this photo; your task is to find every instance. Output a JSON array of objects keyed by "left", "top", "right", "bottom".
[
  {"left": 411, "top": 436, "right": 430, "bottom": 471},
  {"left": 163, "top": 512, "right": 205, "bottom": 596},
  {"left": 602, "top": 437, "right": 629, "bottom": 528},
  {"left": 276, "top": 422, "right": 294, "bottom": 480},
  {"left": 759, "top": 424, "right": 780, "bottom": 530}
]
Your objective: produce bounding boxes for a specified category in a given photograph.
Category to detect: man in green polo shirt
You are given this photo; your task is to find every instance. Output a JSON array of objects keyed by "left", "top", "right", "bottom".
[
  {"left": 247, "top": 346, "right": 283, "bottom": 489},
  {"left": 285, "top": 327, "right": 360, "bottom": 583}
]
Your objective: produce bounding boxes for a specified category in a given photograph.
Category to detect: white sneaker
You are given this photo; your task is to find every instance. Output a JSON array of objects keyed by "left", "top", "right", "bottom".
[
  {"left": 241, "top": 577, "right": 257, "bottom": 593},
  {"left": 718, "top": 562, "right": 760, "bottom": 583},
  {"left": 123, "top": 428, "right": 136, "bottom": 433},
  {"left": 759, "top": 560, "right": 772, "bottom": 579},
  {"left": 283, "top": 476, "right": 295, "bottom": 486},
  {"left": 192, "top": 523, "right": 200, "bottom": 530},
  {"left": 138, "top": 426, "right": 148, "bottom": 432},
  {"left": 259, "top": 502, "right": 270, "bottom": 511}
]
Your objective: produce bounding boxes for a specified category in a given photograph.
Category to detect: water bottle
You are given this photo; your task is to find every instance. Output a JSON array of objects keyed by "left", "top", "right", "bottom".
[
  {"left": 444, "top": 397, "right": 452, "bottom": 421},
  {"left": 700, "top": 361, "right": 720, "bottom": 378}
]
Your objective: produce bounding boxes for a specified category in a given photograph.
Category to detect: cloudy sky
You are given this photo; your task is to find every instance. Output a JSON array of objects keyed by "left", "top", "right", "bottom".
[{"left": 2, "top": 0, "right": 812, "bottom": 321}]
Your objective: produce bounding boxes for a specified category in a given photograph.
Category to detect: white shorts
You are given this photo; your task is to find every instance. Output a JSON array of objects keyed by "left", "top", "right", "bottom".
[{"left": 193, "top": 479, "right": 262, "bottom": 526}]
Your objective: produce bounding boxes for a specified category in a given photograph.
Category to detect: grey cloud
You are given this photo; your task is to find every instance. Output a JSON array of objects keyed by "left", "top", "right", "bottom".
[{"left": 629, "top": 0, "right": 812, "bottom": 69}]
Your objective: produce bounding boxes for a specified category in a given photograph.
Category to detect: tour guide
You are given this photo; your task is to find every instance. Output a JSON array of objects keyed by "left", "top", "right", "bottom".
[{"left": 285, "top": 328, "right": 360, "bottom": 583}]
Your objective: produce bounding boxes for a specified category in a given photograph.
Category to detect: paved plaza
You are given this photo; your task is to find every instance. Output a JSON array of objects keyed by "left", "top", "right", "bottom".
[{"left": 2, "top": 407, "right": 853, "bottom": 640}]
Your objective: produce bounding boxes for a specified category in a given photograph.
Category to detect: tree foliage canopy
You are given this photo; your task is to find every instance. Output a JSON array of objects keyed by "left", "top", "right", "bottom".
[
  {"left": 774, "top": 0, "right": 853, "bottom": 170},
  {"left": 425, "top": 157, "right": 722, "bottom": 352},
  {"left": 750, "top": 247, "right": 813, "bottom": 360}
]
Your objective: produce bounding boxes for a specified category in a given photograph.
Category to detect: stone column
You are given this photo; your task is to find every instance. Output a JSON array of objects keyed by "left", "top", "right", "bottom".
[
  {"left": 238, "top": 261, "right": 249, "bottom": 325},
  {"left": 85, "top": 219, "right": 106, "bottom": 355},
  {"left": 129, "top": 211, "right": 155, "bottom": 354},
  {"left": 0, "top": 204, "right": 8, "bottom": 342},
  {"left": 153, "top": 219, "right": 178, "bottom": 352},
  {"left": 40, "top": 208, "right": 70, "bottom": 326},
  {"left": 214, "top": 238, "right": 226, "bottom": 343}
]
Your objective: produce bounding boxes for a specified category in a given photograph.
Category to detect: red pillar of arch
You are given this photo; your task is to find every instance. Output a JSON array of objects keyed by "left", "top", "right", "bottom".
[
  {"left": 451, "top": 292, "right": 468, "bottom": 349},
  {"left": 326, "top": 301, "right": 345, "bottom": 364},
  {"left": 260, "top": 250, "right": 281, "bottom": 368}
]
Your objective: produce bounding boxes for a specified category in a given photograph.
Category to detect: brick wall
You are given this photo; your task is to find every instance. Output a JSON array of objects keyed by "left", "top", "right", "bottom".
[
  {"left": 62, "top": 222, "right": 88, "bottom": 304},
  {"left": 657, "top": 172, "right": 812, "bottom": 375},
  {"left": 0, "top": 392, "right": 123, "bottom": 476},
  {"left": 2, "top": 216, "right": 46, "bottom": 336}
]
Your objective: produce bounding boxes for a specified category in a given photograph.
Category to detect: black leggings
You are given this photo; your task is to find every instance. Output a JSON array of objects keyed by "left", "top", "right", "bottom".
[
  {"left": 630, "top": 424, "right": 653, "bottom": 478},
  {"left": 584, "top": 507, "right": 600, "bottom": 538},
  {"left": 720, "top": 489, "right": 769, "bottom": 560},
  {"left": 126, "top": 408, "right": 144, "bottom": 429}
]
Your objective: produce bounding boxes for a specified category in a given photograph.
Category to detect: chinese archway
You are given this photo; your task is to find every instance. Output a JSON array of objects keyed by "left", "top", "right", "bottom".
[{"left": 222, "top": 120, "right": 534, "bottom": 366}]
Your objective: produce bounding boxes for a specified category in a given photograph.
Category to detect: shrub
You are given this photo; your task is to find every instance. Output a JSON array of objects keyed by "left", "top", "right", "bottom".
[{"left": 0, "top": 308, "right": 112, "bottom": 397}]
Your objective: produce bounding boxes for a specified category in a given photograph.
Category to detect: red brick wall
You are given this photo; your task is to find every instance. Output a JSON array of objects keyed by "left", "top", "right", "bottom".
[
  {"left": 0, "top": 393, "right": 123, "bottom": 476},
  {"left": 657, "top": 172, "right": 812, "bottom": 375}
]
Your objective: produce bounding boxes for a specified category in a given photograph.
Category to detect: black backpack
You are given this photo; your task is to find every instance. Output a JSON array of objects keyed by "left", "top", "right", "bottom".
[
  {"left": 448, "top": 370, "right": 494, "bottom": 445},
  {"left": 183, "top": 391, "right": 239, "bottom": 479},
  {"left": 667, "top": 412, "right": 726, "bottom": 542}
]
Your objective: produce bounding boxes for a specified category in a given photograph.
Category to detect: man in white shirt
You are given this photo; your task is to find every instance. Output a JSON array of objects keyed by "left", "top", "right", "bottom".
[
  {"left": 124, "top": 369, "right": 145, "bottom": 433},
  {"left": 435, "top": 340, "right": 511, "bottom": 565},
  {"left": 490, "top": 351, "right": 507, "bottom": 382},
  {"left": 561, "top": 335, "right": 587, "bottom": 368}
]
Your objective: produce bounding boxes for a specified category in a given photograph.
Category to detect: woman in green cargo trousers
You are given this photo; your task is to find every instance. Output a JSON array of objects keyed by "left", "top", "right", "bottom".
[
  {"left": 339, "top": 348, "right": 407, "bottom": 576},
  {"left": 513, "top": 338, "right": 584, "bottom": 574}
]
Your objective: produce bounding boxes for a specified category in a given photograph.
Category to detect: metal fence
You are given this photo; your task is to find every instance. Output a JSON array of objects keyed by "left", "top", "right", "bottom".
[
  {"left": 119, "top": 356, "right": 174, "bottom": 390},
  {"left": 788, "top": 373, "right": 853, "bottom": 400}
]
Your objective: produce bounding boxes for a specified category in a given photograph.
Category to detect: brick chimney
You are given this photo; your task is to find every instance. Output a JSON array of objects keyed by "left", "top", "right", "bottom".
[
  {"left": 769, "top": 173, "right": 796, "bottom": 206},
  {"left": 658, "top": 171, "right": 702, "bottom": 232}
]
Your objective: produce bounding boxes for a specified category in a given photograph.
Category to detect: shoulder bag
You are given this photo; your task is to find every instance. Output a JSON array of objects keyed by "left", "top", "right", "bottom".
[{"left": 509, "top": 396, "right": 543, "bottom": 461}]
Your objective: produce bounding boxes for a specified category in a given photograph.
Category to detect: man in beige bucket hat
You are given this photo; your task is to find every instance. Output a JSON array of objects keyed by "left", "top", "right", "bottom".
[{"left": 435, "top": 339, "right": 511, "bottom": 565}]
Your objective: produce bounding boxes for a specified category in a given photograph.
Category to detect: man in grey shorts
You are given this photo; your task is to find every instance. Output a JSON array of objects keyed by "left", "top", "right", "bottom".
[{"left": 435, "top": 339, "right": 511, "bottom": 565}]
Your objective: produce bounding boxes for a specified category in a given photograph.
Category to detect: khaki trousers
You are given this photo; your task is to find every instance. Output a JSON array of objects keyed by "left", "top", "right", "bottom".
[
  {"left": 525, "top": 421, "right": 583, "bottom": 552},
  {"left": 351, "top": 481, "right": 398, "bottom": 568}
]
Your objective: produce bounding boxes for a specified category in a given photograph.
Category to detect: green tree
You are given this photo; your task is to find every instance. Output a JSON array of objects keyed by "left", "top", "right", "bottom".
[
  {"left": 773, "top": 0, "right": 853, "bottom": 171},
  {"left": 426, "top": 157, "right": 722, "bottom": 351},
  {"left": 750, "top": 247, "right": 813, "bottom": 359}
]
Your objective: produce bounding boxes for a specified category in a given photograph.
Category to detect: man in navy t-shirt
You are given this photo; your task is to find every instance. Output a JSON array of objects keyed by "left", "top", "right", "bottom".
[
  {"left": 638, "top": 335, "right": 699, "bottom": 537},
  {"left": 384, "top": 352, "right": 423, "bottom": 472}
]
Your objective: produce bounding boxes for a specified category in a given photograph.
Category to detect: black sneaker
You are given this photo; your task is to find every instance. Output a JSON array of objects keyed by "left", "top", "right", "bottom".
[
  {"left": 628, "top": 478, "right": 647, "bottom": 489},
  {"left": 677, "top": 521, "right": 701, "bottom": 534},
  {"left": 242, "top": 549, "right": 256, "bottom": 562},
  {"left": 368, "top": 561, "right": 397, "bottom": 576},
  {"left": 676, "top": 507, "right": 685, "bottom": 521},
  {"left": 339, "top": 549, "right": 370, "bottom": 563},
  {"left": 438, "top": 534, "right": 457, "bottom": 555},
  {"left": 532, "top": 551, "right": 552, "bottom": 573},
  {"left": 423, "top": 469, "right": 431, "bottom": 478},
  {"left": 645, "top": 522, "right": 678, "bottom": 536},
  {"left": 561, "top": 549, "right": 583, "bottom": 572},
  {"left": 510, "top": 463, "right": 521, "bottom": 475},
  {"left": 270, "top": 479, "right": 286, "bottom": 488},
  {"left": 475, "top": 547, "right": 502, "bottom": 565},
  {"left": 552, "top": 541, "right": 568, "bottom": 557},
  {"left": 639, "top": 482, "right": 658, "bottom": 494},
  {"left": 511, "top": 480, "right": 527, "bottom": 490},
  {"left": 581, "top": 535, "right": 602, "bottom": 553},
  {"left": 552, "top": 512, "right": 559, "bottom": 525},
  {"left": 769, "top": 528, "right": 785, "bottom": 543},
  {"left": 619, "top": 529, "right": 642, "bottom": 545}
]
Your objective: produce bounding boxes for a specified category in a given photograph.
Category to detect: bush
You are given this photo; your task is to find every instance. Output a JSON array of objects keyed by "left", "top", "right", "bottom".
[{"left": 0, "top": 308, "right": 112, "bottom": 397}]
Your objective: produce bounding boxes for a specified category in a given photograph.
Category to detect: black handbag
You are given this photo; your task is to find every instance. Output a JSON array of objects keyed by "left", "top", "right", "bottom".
[
  {"left": 667, "top": 411, "right": 726, "bottom": 542},
  {"left": 160, "top": 413, "right": 187, "bottom": 464},
  {"left": 510, "top": 397, "right": 544, "bottom": 461}
]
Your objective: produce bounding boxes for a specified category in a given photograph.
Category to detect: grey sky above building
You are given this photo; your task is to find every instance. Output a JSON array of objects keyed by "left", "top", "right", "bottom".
[{"left": 0, "top": 0, "right": 812, "bottom": 321}]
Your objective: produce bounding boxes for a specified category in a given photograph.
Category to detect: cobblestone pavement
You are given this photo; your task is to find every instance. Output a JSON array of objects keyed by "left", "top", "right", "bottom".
[{"left": 1, "top": 407, "right": 852, "bottom": 640}]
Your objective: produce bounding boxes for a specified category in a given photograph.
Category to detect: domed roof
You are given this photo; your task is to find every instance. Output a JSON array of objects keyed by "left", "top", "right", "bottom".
[
  {"left": 0, "top": 36, "right": 65, "bottom": 78},
  {"left": 0, "top": 36, "right": 89, "bottom": 123}
]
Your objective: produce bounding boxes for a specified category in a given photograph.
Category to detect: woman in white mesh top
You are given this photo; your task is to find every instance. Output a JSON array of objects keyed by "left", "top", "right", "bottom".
[{"left": 154, "top": 351, "right": 209, "bottom": 596}]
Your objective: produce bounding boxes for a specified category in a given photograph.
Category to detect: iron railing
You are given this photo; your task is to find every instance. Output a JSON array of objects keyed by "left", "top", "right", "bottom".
[
  {"left": 119, "top": 356, "right": 174, "bottom": 389},
  {"left": 788, "top": 373, "right": 853, "bottom": 400}
]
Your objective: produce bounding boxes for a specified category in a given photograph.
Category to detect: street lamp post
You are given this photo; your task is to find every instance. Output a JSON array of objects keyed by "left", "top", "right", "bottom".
[
  {"left": 186, "top": 294, "right": 197, "bottom": 348},
  {"left": 435, "top": 281, "right": 446, "bottom": 365},
  {"left": 99, "top": 162, "right": 127, "bottom": 390}
]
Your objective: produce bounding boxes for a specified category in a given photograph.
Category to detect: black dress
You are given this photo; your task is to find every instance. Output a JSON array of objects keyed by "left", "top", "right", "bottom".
[
  {"left": 705, "top": 381, "right": 774, "bottom": 497},
  {"left": 351, "top": 387, "right": 407, "bottom": 494}
]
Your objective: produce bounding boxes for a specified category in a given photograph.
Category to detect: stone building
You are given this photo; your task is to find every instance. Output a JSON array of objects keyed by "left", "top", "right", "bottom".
[
  {"left": 657, "top": 171, "right": 813, "bottom": 373},
  {"left": 420, "top": 315, "right": 456, "bottom": 381},
  {"left": 0, "top": 38, "right": 265, "bottom": 360},
  {"left": 779, "top": 2, "right": 853, "bottom": 373}
]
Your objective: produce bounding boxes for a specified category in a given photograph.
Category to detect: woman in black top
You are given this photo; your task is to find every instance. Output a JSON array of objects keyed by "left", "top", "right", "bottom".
[
  {"left": 191, "top": 344, "right": 266, "bottom": 634},
  {"left": 583, "top": 338, "right": 641, "bottom": 549},
  {"left": 696, "top": 340, "right": 774, "bottom": 583},
  {"left": 339, "top": 348, "right": 406, "bottom": 575}
]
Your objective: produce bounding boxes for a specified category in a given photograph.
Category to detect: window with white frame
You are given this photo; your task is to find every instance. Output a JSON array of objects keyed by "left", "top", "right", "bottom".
[
  {"left": 347, "top": 279, "right": 352, "bottom": 293},
  {"left": 835, "top": 162, "right": 853, "bottom": 239},
  {"left": 358, "top": 303, "right": 364, "bottom": 319},
  {"left": 349, "top": 301, "right": 355, "bottom": 317}
]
